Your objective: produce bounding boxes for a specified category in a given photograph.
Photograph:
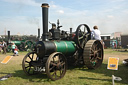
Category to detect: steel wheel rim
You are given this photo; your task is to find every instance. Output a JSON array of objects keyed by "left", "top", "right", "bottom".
[{"left": 46, "top": 52, "right": 67, "bottom": 80}]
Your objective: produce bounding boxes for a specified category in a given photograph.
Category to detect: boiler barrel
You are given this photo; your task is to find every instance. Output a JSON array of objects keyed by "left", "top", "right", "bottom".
[
  {"left": 36, "top": 41, "right": 76, "bottom": 57},
  {"left": 54, "top": 41, "right": 76, "bottom": 55}
]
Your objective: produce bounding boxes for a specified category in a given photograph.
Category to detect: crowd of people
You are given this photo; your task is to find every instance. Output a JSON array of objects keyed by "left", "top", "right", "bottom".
[{"left": 0, "top": 41, "right": 18, "bottom": 56}]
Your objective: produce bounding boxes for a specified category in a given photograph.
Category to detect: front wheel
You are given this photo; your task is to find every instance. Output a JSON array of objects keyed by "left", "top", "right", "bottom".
[
  {"left": 46, "top": 52, "right": 67, "bottom": 80},
  {"left": 22, "top": 52, "right": 38, "bottom": 75}
]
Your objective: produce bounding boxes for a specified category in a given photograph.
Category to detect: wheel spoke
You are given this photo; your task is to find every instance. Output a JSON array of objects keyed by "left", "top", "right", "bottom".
[
  {"left": 92, "top": 45, "right": 95, "bottom": 51},
  {"left": 28, "top": 66, "right": 31, "bottom": 73},
  {"left": 60, "top": 69, "right": 62, "bottom": 76},
  {"left": 25, "top": 61, "right": 29, "bottom": 63},
  {"left": 58, "top": 55, "right": 61, "bottom": 63},
  {"left": 28, "top": 55, "right": 32, "bottom": 61},
  {"left": 79, "top": 36, "right": 83, "bottom": 40},
  {"left": 85, "top": 32, "right": 90, "bottom": 36},
  {"left": 52, "top": 70, "right": 57, "bottom": 78},
  {"left": 55, "top": 72, "right": 57, "bottom": 79},
  {"left": 25, "top": 65, "right": 30, "bottom": 69},
  {"left": 60, "top": 62, "right": 65, "bottom": 66},
  {"left": 97, "top": 48, "right": 101, "bottom": 52},
  {"left": 51, "top": 62, "right": 57, "bottom": 66},
  {"left": 79, "top": 29, "right": 82, "bottom": 33},
  {"left": 91, "top": 49, "right": 94, "bottom": 53},
  {"left": 50, "top": 65, "right": 56, "bottom": 71},
  {"left": 53, "top": 57, "right": 55, "bottom": 63},
  {"left": 84, "top": 27, "right": 85, "bottom": 33},
  {"left": 97, "top": 57, "right": 102, "bottom": 60},
  {"left": 32, "top": 53, "right": 34, "bottom": 60}
]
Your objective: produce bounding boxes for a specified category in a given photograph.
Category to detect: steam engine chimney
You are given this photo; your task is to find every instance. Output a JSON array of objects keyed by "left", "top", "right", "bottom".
[
  {"left": 41, "top": 3, "right": 49, "bottom": 41},
  {"left": 8, "top": 31, "right": 10, "bottom": 43},
  {"left": 38, "top": 28, "right": 40, "bottom": 40}
]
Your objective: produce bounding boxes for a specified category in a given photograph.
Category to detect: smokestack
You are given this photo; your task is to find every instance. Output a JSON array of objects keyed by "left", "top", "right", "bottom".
[
  {"left": 38, "top": 28, "right": 40, "bottom": 40},
  {"left": 70, "top": 28, "right": 72, "bottom": 34},
  {"left": 8, "top": 31, "right": 10, "bottom": 43},
  {"left": 41, "top": 3, "right": 49, "bottom": 41}
]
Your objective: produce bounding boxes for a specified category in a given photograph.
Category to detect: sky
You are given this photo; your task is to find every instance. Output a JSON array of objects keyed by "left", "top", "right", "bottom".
[{"left": 0, "top": 0, "right": 128, "bottom": 36}]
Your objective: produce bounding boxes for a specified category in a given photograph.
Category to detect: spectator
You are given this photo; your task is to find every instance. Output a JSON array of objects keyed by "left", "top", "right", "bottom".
[
  {"left": 112, "top": 42, "right": 115, "bottom": 49},
  {"left": 0, "top": 42, "right": 3, "bottom": 52},
  {"left": 13, "top": 47, "right": 19, "bottom": 56},
  {"left": 114, "top": 42, "right": 117, "bottom": 49},
  {"left": 91, "top": 26, "right": 101, "bottom": 40},
  {"left": 2, "top": 41, "right": 7, "bottom": 54},
  {"left": 11, "top": 43, "right": 16, "bottom": 53}
]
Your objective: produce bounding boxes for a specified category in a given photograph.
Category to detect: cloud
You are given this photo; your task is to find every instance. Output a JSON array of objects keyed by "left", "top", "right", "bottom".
[
  {"left": 57, "top": 10, "right": 64, "bottom": 14},
  {"left": 1, "top": 0, "right": 128, "bottom": 35},
  {"left": 51, "top": 4, "right": 57, "bottom": 8},
  {"left": 2, "top": 0, "right": 40, "bottom": 6},
  {"left": 107, "top": 15, "right": 114, "bottom": 18},
  {"left": 122, "top": 10, "right": 128, "bottom": 14},
  {"left": 111, "top": 0, "right": 125, "bottom": 2}
]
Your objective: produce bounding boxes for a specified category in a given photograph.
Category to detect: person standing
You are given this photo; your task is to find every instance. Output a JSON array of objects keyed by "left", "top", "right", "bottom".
[
  {"left": 0, "top": 42, "right": 3, "bottom": 53},
  {"left": 91, "top": 26, "right": 101, "bottom": 40},
  {"left": 2, "top": 41, "right": 7, "bottom": 54}
]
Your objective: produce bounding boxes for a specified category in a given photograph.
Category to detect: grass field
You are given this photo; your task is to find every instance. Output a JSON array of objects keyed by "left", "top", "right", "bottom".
[{"left": 0, "top": 49, "right": 128, "bottom": 85}]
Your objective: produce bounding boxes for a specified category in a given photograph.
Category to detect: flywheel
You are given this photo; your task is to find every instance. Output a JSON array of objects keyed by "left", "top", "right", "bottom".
[{"left": 75, "top": 24, "right": 91, "bottom": 49}]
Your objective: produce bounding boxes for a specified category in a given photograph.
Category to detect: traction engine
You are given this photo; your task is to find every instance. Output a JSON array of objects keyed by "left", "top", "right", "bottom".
[{"left": 22, "top": 3, "right": 104, "bottom": 80}]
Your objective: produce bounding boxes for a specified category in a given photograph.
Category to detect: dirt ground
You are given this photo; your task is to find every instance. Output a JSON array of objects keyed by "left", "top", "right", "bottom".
[
  {"left": 104, "top": 49, "right": 128, "bottom": 61},
  {"left": 104, "top": 53, "right": 128, "bottom": 61}
]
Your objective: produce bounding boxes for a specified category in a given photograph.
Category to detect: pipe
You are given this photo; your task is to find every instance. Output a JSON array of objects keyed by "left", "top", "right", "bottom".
[{"left": 41, "top": 3, "right": 49, "bottom": 41}]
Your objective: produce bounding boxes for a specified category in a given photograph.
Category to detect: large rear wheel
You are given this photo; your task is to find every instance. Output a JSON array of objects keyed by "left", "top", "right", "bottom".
[{"left": 83, "top": 40, "right": 104, "bottom": 69}]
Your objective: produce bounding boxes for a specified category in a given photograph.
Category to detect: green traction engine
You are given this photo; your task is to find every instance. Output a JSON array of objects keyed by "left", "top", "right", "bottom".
[
  {"left": 7, "top": 31, "right": 34, "bottom": 52},
  {"left": 22, "top": 3, "right": 104, "bottom": 81}
]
